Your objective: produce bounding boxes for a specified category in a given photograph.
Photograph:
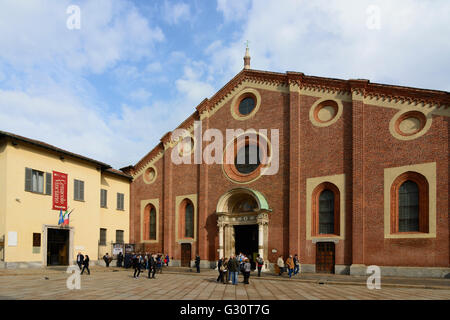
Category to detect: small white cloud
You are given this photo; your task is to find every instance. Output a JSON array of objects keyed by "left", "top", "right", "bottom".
[
  {"left": 163, "top": 1, "right": 191, "bottom": 25},
  {"left": 129, "top": 88, "right": 152, "bottom": 102},
  {"left": 217, "top": 0, "right": 252, "bottom": 22}
]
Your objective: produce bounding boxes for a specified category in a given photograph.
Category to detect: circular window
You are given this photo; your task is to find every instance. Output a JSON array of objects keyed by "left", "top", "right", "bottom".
[
  {"left": 235, "top": 144, "right": 261, "bottom": 174},
  {"left": 309, "top": 99, "right": 343, "bottom": 127},
  {"left": 178, "top": 136, "right": 195, "bottom": 156},
  {"left": 238, "top": 97, "right": 256, "bottom": 115},
  {"left": 222, "top": 132, "right": 271, "bottom": 184},
  {"left": 313, "top": 100, "right": 338, "bottom": 123},
  {"left": 395, "top": 111, "right": 426, "bottom": 136},
  {"left": 143, "top": 166, "right": 157, "bottom": 184},
  {"left": 231, "top": 88, "right": 261, "bottom": 120},
  {"left": 389, "top": 110, "right": 431, "bottom": 141}
]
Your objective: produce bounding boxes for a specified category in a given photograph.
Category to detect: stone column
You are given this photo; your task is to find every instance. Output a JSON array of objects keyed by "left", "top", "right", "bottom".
[{"left": 218, "top": 223, "right": 224, "bottom": 259}]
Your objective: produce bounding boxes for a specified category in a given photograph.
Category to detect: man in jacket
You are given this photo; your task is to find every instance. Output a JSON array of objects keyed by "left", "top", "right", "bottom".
[
  {"left": 117, "top": 252, "right": 123, "bottom": 268},
  {"left": 195, "top": 255, "right": 201, "bottom": 273},
  {"left": 132, "top": 253, "right": 141, "bottom": 278},
  {"left": 148, "top": 254, "right": 156, "bottom": 279},
  {"left": 80, "top": 255, "right": 90, "bottom": 275},
  {"left": 103, "top": 253, "right": 111, "bottom": 267},
  {"left": 76, "top": 252, "right": 84, "bottom": 270},
  {"left": 227, "top": 255, "right": 239, "bottom": 285},
  {"left": 286, "top": 255, "right": 295, "bottom": 278},
  {"left": 256, "top": 254, "right": 264, "bottom": 277},
  {"left": 293, "top": 254, "right": 299, "bottom": 275},
  {"left": 277, "top": 255, "right": 285, "bottom": 276}
]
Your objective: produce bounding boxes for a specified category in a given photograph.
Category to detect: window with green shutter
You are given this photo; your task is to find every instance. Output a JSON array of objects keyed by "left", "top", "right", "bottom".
[
  {"left": 116, "top": 230, "right": 124, "bottom": 244},
  {"left": 45, "top": 172, "right": 52, "bottom": 195},
  {"left": 25, "top": 168, "right": 47, "bottom": 194},
  {"left": 100, "top": 189, "right": 107, "bottom": 208},
  {"left": 74, "top": 179, "right": 85, "bottom": 201},
  {"left": 99, "top": 228, "right": 107, "bottom": 246},
  {"left": 117, "top": 193, "right": 124, "bottom": 210}
]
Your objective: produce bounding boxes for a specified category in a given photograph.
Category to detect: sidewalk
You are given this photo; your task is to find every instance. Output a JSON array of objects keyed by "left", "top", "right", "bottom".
[
  {"left": 160, "top": 266, "right": 450, "bottom": 290},
  {"left": 1, "top": 265, "right": 449, "bottom": 290}
]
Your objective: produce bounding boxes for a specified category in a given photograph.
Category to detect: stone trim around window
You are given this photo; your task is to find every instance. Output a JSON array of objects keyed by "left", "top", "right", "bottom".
[
  {"left": 140, "top": 198, "right": 159, "bottom": 244},
  {"left": 175, "top": 194, "right": 198, "bottom": 243},
  {"left": 230, "top": 88, "right": 262, "bottom": 121},
  {"left": 311, "top": 182, "right": 341, "bottom": 237},
  {"left": 306, "top": 174, "right": 346, "bottom": 240},
  {"left": 309, "top": 98, "right": 343, "bottom": 128},
  {"left": 384, "top": 162, "right": 436, "bottom": 239}
]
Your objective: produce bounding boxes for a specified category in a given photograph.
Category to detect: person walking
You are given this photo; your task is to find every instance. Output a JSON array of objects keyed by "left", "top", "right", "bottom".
[
  {"left": 156, "top": 254, "right": 162, "bottom": 274},
  {"left": 227, "top": 255, "right": 239, "bottom": 285},
  {"left": 286, "top": 255, "right": 295, "bottom": 278},
  {"left": 195, "top": 255, "right": 201, "bottom": 273},
  {"left": 293, "top": 254, "right": 300, "bottom": 275},
  {"left": 216, "top": 257, "right": 223, "bottom": 282},
  {"left": 76, "top": 252, "right": 84, "bottom": 270},
  {"left": 117, "top": 252, "right": 123, "bottom": 268},
  {"left": 277, "top": 255, "right": 285, "bottom": 276},
  {"left": 80, "top": 255, "right": 90, "bottom": 275},
  {"left": 221, "top": 258, "right": 228, "bottom": 284},
  {"left": 243, "top": 258, "right": 251, "bottom": 284},
  {"left": 256, "top": 254, "right": 264, "bottom": 277},
  {"left": 132, "top": 254, "right": 141, "bottom": 278},
  {"left": 148, "top": 254, "right": 156, "bottom": 279},
  {"left": 103, "top": 253, "right": 111, "bottom": 267},
  {"left": 165, "top": 254, "right": 170, "bottom": 267}
]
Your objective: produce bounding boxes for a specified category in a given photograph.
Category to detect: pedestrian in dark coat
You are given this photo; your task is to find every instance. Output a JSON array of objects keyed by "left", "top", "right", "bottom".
[
  {"left": 76, "top": 252, "right": 84, "bottom": 270},
  {"left": 103, "top": 253, "right": 111, "bottom": 267},
  {"left": 227, "top": 256, "right": 239, "bottom": 285},
  {"left": 80, "top": 255, "right": 90, "bottom": 275},
  {"left": 195, "top": 255, "right": 201, "bottom": 273},
  {"left": 132, "top": 254, "right": 141, "bottom": 278},
  {"left": 216, "top": 258, "right": 223, "bottom": 282},
  {"left": 243, "top": 258, "right": 251, "bottom": 284},
  {"left": 117, "top": 252, "right": 123, "bottom": 268},
  {"left": 148, "top": 254, "right": 156, "bottom": 279}
]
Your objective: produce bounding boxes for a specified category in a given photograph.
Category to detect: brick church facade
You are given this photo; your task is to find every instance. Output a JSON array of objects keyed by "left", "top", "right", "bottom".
[{"left": 124, "top": 51, "right": 450, "bottom": 277}]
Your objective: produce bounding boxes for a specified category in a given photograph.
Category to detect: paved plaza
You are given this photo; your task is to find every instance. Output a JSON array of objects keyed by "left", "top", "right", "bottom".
[{"left": 0, "top": 267, "right": 449, "bottom": 300}]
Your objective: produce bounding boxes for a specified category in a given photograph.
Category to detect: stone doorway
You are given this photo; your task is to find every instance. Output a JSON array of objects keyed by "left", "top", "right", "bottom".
[{"left": 216, "top": 188, "right": 271, "bottom": 270}]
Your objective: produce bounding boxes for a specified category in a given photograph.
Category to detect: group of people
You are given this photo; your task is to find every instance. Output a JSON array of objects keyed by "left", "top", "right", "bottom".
[
  {"left": 76, "top": 252, "right": 90, "bottom": 275},
  {"left": 131, "top": 252, "right": 170, "bottom": 279},
  {"left": 276, "top": 254, "right": 300, "bottom": 278},
  {"left": 216, "top": 253, "right": 264, "bottom": 285}
]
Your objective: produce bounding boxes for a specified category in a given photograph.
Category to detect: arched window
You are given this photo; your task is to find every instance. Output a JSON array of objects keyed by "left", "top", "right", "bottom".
[
  {"left": 391, "top": 172, "right": 428, "bottom": 233},
  {"left": 185, "top": 202, "right": 194, "bottom": 238},
  {"left": 319, "top": 190, "right": 335, "bottom": 234},
  {"left": 312, "top": 182, "right": 340, "bottom": 236},
  {"left": 149, "top": 206, "right": 157, "bottom": 240}
]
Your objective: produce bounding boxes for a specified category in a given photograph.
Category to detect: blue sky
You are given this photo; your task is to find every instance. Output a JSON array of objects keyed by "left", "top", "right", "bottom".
[{"left": 0, "top": 0, "right": 449, "bottom": 169}]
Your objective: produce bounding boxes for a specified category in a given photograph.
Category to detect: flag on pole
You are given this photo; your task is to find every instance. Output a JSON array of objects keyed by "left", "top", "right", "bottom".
[
  {"left": 63, "top": 209, "right": 74, "bottom": 226},
  {"left": 58, "top": 209, "right": 64, "bottom": 225}
]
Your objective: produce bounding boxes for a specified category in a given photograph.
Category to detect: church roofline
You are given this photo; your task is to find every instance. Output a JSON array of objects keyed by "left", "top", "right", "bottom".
[{"left": 130, "top": 68, "right": 450, "bottom": 175}]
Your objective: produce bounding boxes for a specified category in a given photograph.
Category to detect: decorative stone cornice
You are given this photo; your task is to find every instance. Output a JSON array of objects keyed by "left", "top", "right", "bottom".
[{"left": 130, "top": 69, "right": 450, "bottom": 178}]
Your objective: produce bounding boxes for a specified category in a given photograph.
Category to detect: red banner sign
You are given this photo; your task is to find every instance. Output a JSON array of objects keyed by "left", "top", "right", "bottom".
[{"left": 52, "top": 171, "right": 68, "bottom": 211}]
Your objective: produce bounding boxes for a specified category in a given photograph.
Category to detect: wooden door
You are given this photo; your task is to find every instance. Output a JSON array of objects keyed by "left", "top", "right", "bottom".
[
  {"left": 181, "top": 243, "right": 191, "bottom": 267},
  {"left": 315, "top": 242, "right": 335, "bottom": 273}
]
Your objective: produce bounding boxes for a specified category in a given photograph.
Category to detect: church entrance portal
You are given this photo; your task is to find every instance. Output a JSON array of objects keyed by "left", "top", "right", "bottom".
[{"left": 234, "top": 225, "right": 258, "bottom": 267}]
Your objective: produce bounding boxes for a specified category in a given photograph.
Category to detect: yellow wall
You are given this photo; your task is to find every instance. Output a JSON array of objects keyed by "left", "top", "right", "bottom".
[
  {"left": 99, "top": 173, "right": 130, "bottom": 257},
  {"left": 1, "top": 140, "right": 129, "bottom": 264}
]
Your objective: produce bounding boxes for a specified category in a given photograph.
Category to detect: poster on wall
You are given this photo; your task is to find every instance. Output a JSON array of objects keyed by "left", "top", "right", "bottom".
[
  {"left": 113, "top": 243, "right": 123, "bottom": 255},
  {"left": 52, "top": 171, "right": 68, "bottom": 211}
]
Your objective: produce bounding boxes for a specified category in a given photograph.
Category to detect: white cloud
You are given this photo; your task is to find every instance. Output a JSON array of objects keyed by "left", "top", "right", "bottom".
[
  {"left": 213, "top": 0, "right": 450, "bottom": 91},
  {"left": 216, "top": 0, "right": 252, "bottom": 22},
  {"left": 0, "top": 0, "right": 164, "bottom": 74},
  {"left": 163, "top": 1, "right": 191, "bottom": 25},
  {"left": 129, "top": 88, "right": 152, "bottom": 102}
]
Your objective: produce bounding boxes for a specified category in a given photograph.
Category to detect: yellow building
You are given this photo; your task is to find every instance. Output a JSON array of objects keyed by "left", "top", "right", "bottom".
[{"left": 0, "top": 130, "right": 131, "bottom": 268}]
